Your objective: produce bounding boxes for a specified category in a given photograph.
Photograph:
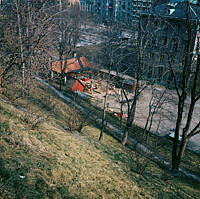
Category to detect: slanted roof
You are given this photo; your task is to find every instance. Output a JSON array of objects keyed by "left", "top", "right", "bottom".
[
  {"left": 98, "top": 69, "right": 136, "bottom": 85},
  {"left": 51, "top": 56, "right": 90, "bottom": 74}
]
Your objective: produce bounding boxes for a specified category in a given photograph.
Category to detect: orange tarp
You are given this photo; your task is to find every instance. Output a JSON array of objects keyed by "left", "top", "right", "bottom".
[{"left": 51, "top": 57, "right": 90, "bottom": 74}]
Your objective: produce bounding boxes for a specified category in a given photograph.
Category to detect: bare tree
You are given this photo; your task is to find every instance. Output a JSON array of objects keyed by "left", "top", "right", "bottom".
[
  {"left": 98, "top": 22, "right": 129, "bottom": 141},
  {"left": 121, "top": 81, "right": 148, "bottom": 145},
  {"left": 134, "top": 1, "right": 200, "bottom": 171},
  {"left": 52, "top": 1, "right": 81, "bottom": 90},
  {"left": 166, "top": 1, "right": 200, "bottom": 171},
  {"left": 120, "top": 17, "right": 153, "bottom": 145},
  {"left": 0, "top": 0, "right": 54, "bottom": 97},
  {"left": 98, "top": 23, "right": 121, "bottom": 141},
  {"left": 142, "top": 86, "right": 168, "bottom": 141}
]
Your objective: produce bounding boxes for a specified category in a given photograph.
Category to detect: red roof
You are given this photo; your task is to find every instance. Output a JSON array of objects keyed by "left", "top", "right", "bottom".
[
  {"left": 66, "top": 78, "right": 85, "bottom": 92},
  {"left": 51, "top": 57, "right": 90, "bottom": 74}
]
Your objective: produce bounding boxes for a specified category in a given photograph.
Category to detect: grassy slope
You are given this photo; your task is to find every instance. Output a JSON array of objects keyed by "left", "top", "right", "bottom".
[{"left": 0, "top": 81, "right": 200, "bottom": 199}]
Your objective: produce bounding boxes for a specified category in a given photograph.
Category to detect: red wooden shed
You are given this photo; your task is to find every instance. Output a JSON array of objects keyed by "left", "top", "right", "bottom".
[{"left": 66, "top": 78, "right": 85, "bottom": 92}]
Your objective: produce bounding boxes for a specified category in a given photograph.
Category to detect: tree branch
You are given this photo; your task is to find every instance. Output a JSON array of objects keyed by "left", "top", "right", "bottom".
[
  {"left": 187, "top": 121, "right": 200, "bottom": 139},
  {"left": 167, "top": 54, "right": 180, "bottom": 97}
]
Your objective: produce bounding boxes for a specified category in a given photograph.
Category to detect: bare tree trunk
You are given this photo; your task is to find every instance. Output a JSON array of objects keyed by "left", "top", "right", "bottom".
[
  {"left": 98, "top": 91, "right": 108, "bottom": 141},
  {"left": 99, "top": 65, "right": 111, "bottom": 141},
  {"left": 59, "top": 56, "right": 63, "bottom": 90},
  {"left": 15, "top": 0, "right": 25, "bottom": 95},
  {"left": 122, "top": 95, "right": 137, "bottom": 145},
  {"left": 121, "top": 17, "right": 144, "bottom": 146},
  {"left": 171, "top": 1, "right": 194, "bottom": 171},
  {"left": 146, "top": 109, "right": 155, "bottom": 142},
  {"left": 142, "top": 100, "right": 152, "bottom": 137},
  {"left": 120, "top": 89, "right": 124, "bottom": 125},
  {"left": 171, "top": 97, "right": 185, "bottom": 171},
  {"left": 154, "top": 115, "right": 162, "bottom": 148},
  {"left": 172, "top": 52, "right": 200, "bottom": 170}
]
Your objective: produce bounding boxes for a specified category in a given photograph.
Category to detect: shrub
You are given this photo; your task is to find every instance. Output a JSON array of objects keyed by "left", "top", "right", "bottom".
[
  {"left": 66, "top": 108, "right": 87, "bottom": 132},
  {"left": 21, "top": 111, "right": 45, "bottom": 130},
  {"left": 0, "top": 121, "right": 10, "bottom": 133}
]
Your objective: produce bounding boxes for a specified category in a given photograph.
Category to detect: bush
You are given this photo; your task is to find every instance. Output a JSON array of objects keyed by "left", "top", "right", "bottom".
[
  {"left": 0, "top": 121, "right": 10, "bottom": 132},
  {"left": 66, "top": 108, "right": 87, "bottom": 132},
  {"left": 21, "top": 112, "right": 45, "bottom": 129}
]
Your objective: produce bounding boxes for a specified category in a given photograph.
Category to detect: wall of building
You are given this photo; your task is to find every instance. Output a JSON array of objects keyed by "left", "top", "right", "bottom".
[
  {"left": 80, "top": 0, "right": 153, "bottom": 23},
  {"left": 140, "top": 4, "right": 198, "bottom": 87}
]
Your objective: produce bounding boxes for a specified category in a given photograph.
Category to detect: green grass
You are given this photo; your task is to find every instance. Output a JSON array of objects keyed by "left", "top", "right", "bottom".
[{"left": 0, "top": 81, "right": 199, "bottom": 199}]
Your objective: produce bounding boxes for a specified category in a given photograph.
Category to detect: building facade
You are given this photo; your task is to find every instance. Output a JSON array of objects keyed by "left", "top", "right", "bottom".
[
  {"left": 140, "top": 1, "right": 199, "bottom": 86},
  {"left": 80, "top": 0, "right": 153, "bottom": 23},
  {"left": 132, "top": 0, "right": 152, "bottom": 22}
]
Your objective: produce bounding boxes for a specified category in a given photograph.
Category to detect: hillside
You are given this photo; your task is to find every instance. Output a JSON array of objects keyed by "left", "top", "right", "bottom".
[{"left": 0, "top": 80, "right": 200, "bottom": 199}]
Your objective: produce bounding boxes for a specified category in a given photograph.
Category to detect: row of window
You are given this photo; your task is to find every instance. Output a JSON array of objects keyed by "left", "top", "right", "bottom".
[
  {"left": 140, "top": 62, "right": 183, "bottom": 87},
  {"left": 145, "top": 52, "right": 188, "bottom": 68},
  {"left": 94, "top": 0, "right": 150, "bottom": 9},
  {"left": 142, "top": 36, "right": 188, "bottom": 53},
  {"left": 144, "top": 53, "right": 166, "bottom": 64}
]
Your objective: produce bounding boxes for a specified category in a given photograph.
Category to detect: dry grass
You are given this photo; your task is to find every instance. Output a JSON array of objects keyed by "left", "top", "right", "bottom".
[
  {"left": 0, "top": 83, "right": 142, "bottom": 199},
  {"left": 0, "top": 81, "right": 200, "bottom": 199}
]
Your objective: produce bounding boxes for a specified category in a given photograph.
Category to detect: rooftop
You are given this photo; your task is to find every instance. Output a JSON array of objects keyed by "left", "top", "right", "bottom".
[
  {"left": 51, "top": 56, "right": 90, "bottom": 74},
  {"left": 153, "top": 1, "right": 200, "bottom": 20}
]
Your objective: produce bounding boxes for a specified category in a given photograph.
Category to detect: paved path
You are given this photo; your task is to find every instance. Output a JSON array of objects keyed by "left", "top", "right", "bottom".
[{"left": 135, "top": 87, "right": 200, "bottom": 154}]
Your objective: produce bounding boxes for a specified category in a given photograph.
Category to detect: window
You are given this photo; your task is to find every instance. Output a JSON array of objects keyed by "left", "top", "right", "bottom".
[
  {"left": 182, "top": 58, "right": 185, "bottom": 67},
  {"left": 163, "top": 37, "right": 167, "bottom": 46},
  {"left": 150, "top": 53, "right": 155, "bottom": 60},
  {"left": 152, "top": 38, "right": 157, "bottom": 46},
  {"left": 142, "top": 37, "right": 147, "bottom": 46},
  {"left": 157, "top": 67, "right": 164, "bottom": 81},
  {"left": 140, "top": 63, "right": 144, "bottom": 70},
  {"left": 172, "top": 38, "right": 179, "bottom": 51},
  {"left": 158, "top": 67, "right": 163, "bottom": 75},
  {"left": 148, "top": 65, "right": 153, "bottom": 77},
  {"left": 183, "top": 40, "right": 188, "bottom": 52},
  {"left": 195, "top": 36, "right": 200, "bottom": 52},
  {"left": 165, "top": 25, "right": 169, "bottom": 31},
  {"left": 177, "top": 24, "right": 180, "bottom": 33},
  {"left": 159, "top": 55, "right": 164, "bottom": 64},
  {"left": 154, "top": 20, "right": 158, "bottom": 28}
]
